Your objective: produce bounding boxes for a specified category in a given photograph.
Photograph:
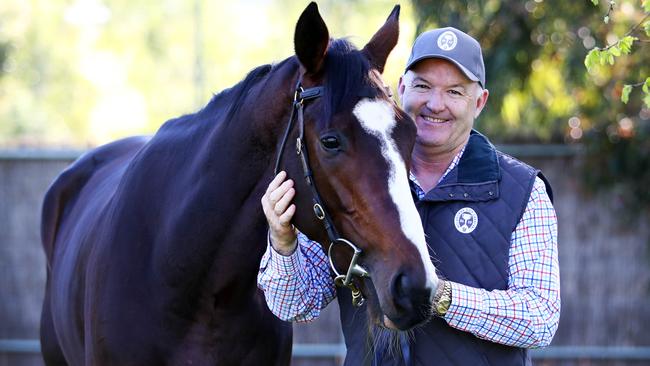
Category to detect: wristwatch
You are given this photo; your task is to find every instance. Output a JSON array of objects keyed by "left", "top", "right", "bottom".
[{"left": 433, "top": 280, "right": 452, "bottom": 316}]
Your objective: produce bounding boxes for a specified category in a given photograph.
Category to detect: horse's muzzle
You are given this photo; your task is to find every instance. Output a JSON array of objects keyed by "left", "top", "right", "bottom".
[{"left": 385, "top": 270, "right": 435, "bottom": 330}]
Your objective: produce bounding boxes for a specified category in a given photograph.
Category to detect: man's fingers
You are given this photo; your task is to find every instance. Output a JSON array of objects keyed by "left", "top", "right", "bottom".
[
  {"left": 278, "top": 204, "right": 296, "bottom": 226},
  {"left": 268, "top": 179, "right": 294, "bottom": 205},
  {"left": 274, "top": 187, "right": 295, "bottom": 215},
  {"left": 261, "top": 171, "right": 296, "bottom": 232},
  {"left": 262, "top": 172, "right": 290, "bottom": 209},
  {"left": 266, "top": 171, "right": 287, "bottom": 196}
]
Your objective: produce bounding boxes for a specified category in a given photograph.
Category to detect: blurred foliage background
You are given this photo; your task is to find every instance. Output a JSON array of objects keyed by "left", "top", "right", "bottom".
[
  {"left": 0, "top": 0, "right": 648, "bottom": 211},
  {"left": 0, "top": 0, "right": 420, "bottom": 146}
]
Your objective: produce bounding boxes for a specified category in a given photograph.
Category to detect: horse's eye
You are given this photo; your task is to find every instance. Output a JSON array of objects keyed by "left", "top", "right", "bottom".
[{"left": 320, "top": 136, "right": 340, "bottom": 150}]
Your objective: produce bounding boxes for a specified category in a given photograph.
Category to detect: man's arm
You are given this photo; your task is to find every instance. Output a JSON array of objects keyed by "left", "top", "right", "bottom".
[
  {"left": 258, "top": 233, "right": 337, "bottom": 322},
  {"left": 257, "top": 171, "right": 336, "bottom": 322},
  {"left": 443, "top": 177, "right": 561, "bottom": 348}
]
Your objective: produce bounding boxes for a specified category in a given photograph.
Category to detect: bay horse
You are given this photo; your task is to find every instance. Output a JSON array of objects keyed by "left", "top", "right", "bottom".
[{"left": 40, "top": 3, "right": 439, "bottom": 365}]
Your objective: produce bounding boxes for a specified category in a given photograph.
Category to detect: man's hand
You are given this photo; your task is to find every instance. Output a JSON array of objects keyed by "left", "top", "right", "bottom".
[{"left": 261, "top": 171, "right": 298, "bottom": 255}]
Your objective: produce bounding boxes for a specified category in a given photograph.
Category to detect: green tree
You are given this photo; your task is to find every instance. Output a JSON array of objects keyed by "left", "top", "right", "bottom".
[{"left": 582, "top": 0, "right": 650, "bottom": 216}]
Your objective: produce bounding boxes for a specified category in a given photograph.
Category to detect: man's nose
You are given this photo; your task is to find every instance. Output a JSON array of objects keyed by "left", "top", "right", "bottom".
[{"left": 425, "top": 90, "right": 445, "bottom": 113}]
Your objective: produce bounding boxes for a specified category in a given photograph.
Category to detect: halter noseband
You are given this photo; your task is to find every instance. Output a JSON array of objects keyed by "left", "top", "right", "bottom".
[{"left": 273, "top": 80, "right": 369, "bottom": 307}]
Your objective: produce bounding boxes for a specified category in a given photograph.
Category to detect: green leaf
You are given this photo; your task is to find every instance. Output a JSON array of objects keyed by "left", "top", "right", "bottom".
[
  {"left": 644, "top": 21, "right": 650, "bottom": 38},
  {"left": 598, "top": 49, "right": 609, "bottom": 65},
  {"left": 621, "top": 84, "right": 632, "bottom": 104},
  {"left": 643, "top": 77, "right": 650, "bottom": 94},
  {"left": 604, "top": 15, "right": 609, "bottom": 24},
  {"left": 591, "top": 0, "right": 599, "bottom": 5},
  {"left": 618, "top": 36, "right": 637, "bottom": 54},
  {"left": 643, "top": 0, "right": 650, "bottom": 13},
  {"left": 608, "top": 53, "right": 615, "bottom": 65},
  {"left": 610, "top": 45, "right": 621, "bottom": 57},
  {"left": 584, "top": 48, "right": 599, "bottom": 70}
]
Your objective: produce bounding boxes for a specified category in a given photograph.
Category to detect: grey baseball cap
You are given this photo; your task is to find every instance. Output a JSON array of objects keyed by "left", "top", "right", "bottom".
[{"left": 405, "top": 27, "right": 486, "bottom": 88}]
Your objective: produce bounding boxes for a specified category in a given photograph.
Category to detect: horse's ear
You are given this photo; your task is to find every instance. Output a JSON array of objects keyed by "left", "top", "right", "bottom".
[
  {"left": 362, "top": 5, "right": 400, "bottom": 73},
  {"left": 294, "top": 2, "right": 329, "bottom": 75}
]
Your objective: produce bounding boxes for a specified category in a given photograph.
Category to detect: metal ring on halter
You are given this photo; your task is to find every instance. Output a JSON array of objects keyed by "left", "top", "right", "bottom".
[
  {"left": 296, "top": 86, "right": 305, "bottom": 106},
  {"left": 327, "top": 238, "right": 369, "bottom": 287},
  {"left": 313, "top": 204, "right": 325, "bottom": 220}
]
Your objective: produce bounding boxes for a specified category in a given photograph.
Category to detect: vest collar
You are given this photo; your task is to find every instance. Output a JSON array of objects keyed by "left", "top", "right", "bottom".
[{"left": 419, "top": 130, "right": 501, "bottom": 202}]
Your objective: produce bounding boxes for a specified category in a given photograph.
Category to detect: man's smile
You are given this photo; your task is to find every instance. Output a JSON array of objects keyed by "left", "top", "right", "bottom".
[{"left": 421, "top": 115, "right": 451, "bottom": 124}]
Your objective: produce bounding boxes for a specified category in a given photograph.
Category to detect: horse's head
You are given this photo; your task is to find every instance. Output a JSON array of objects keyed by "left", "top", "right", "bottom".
[{"left": 280, "top": 2, "right": 440, "bottom": 331}]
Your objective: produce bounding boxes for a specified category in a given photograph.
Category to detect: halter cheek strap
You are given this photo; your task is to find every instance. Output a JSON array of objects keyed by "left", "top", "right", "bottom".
[{"left": 273, "top": 80, "right": 369, "bottom": 307}]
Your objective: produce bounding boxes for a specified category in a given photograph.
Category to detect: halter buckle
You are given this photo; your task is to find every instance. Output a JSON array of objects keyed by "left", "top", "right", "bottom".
[
  {"left": 295, "top": 86, "right": 305, "bottom": 106},
  {"left": 313, "top": 203, "right": 325, "bottom": 220}
]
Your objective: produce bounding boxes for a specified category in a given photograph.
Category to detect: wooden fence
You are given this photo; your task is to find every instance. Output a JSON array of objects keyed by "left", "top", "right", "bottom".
[{"left": 1, "top": 147, "right": 649, "bottom": 366}]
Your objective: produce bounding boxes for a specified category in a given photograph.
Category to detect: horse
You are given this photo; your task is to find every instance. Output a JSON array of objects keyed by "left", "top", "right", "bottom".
[{"left": 40, "top": 3, "right": 439, "bottom": 365}]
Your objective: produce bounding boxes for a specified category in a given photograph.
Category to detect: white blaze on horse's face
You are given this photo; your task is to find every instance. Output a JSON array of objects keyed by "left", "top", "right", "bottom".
[{"left": 352, "top": 99, "right": 439, "bottom": 288}]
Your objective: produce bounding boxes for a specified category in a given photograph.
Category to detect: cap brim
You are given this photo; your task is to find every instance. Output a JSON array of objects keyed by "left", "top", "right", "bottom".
[{"left": 406, "top": 54, "right": 481, "bottom": 86}]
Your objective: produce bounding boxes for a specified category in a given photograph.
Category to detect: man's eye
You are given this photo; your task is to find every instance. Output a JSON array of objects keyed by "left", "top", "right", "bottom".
[
  {"left": 413, "top": 84, "right": 429, "bottom": 90},
  {"left": 448, "top": 89, "right": 462, "bottom": 96}
]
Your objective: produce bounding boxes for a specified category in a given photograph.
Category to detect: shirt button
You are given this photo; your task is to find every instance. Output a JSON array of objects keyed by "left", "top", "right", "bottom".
[
  {"left": 488, "top": 191, "right": 494, "bottom": 196},
  {"left": 449, "top": 193, "right": 454, "bottom": 198},
  {"left": 463, "top": 193, "right": 469, "bottom": 198}
]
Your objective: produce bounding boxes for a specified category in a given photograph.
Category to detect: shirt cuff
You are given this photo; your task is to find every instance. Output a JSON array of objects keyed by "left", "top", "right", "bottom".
[
  {"left": 267, "top": 240, "right": 304, "bottom": 277},
  {"left": 444, "top": 281, "right": 487, "bottom": 334}
]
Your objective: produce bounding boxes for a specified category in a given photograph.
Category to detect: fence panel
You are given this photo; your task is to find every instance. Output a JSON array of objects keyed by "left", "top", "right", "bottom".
[{"left": 1, "top": 147, "right": 649, "bottom": 366}]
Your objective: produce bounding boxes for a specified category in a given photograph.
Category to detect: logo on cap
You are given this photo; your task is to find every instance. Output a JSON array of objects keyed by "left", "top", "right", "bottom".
[
  {"left": 454, "top": 207, "right": 478, "bottom": 234},
  {"left": 437, "top": 31, "right": 458, "bottom": 51}
]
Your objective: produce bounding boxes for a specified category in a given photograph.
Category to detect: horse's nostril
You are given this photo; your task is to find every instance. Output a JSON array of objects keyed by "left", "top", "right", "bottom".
[
  {"left": 390, "top": 270, "right": 435, "bottom": 323},
  {"left": 391, "top": 272, "right": 414, "bottom": 312}
]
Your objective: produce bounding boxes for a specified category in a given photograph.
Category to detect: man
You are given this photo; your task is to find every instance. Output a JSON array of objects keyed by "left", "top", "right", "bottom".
[{"left": 258, "top": 27, "right": 560, "bottom": 365}]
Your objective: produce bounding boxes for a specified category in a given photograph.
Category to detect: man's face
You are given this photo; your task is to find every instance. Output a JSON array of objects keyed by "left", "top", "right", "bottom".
[{"left": 398, "top": 58, "right": 489, "bottom": 154}]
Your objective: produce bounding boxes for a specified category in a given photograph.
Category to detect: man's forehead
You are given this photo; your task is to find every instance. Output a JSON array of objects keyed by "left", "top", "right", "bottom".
[{"left": 405, "top": 69, "right": 476, "bottom": 89}]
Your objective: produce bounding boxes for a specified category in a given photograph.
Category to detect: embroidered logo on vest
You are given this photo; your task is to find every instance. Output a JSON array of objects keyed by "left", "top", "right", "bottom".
[{"left": 454, "top": 207, "right": 478, "bottom": 233}]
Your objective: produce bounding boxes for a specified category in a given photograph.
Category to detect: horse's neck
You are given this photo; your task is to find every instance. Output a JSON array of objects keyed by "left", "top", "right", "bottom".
[
  {"left": 204, "top": 66, "right": 298, "bottom": 189},
  {"left": 152, "top": 63, "right": 299, "bottom": 305}
]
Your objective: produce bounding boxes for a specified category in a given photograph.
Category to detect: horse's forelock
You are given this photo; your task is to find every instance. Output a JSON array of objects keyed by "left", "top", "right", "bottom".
[{"left": 321, "top": 38, "right": 380, "bottom": 124}]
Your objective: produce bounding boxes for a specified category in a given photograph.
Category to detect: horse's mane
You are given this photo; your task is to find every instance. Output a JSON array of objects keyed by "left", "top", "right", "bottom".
[
  {"left": 168, "top": 38, "right": 376, "bottom": 132},
  {"left": 198, "top": 62, "right": 275, "bottom": 123}
]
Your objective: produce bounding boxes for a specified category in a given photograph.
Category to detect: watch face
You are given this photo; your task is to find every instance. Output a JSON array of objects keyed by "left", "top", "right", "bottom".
[
  {"left": 434, "top": 281, "right": 452, "bottom": 316},
  {"left": 436, "top": 292, "right": 451, "bottom": 315},
  {"left": 436, "top": 298, "right": 450, "bottom": 314}
]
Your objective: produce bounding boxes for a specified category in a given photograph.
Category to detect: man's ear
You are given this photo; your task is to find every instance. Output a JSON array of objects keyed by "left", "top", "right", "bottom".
[
  {"left": 397, "top": 75, "right": 405, "bottom": 98},
  {"left": 474, "top": 87, "right": 489, "bottom": 118}
]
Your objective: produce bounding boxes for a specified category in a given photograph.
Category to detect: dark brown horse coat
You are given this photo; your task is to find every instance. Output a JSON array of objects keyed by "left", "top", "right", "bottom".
[{"left": 41, "top": 3, "right": 436, "bottom": 365}]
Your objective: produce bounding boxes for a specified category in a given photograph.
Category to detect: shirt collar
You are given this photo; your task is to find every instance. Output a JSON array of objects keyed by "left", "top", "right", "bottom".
[{"left": 409, "top": 145, "right": 467, "bottom": 199}]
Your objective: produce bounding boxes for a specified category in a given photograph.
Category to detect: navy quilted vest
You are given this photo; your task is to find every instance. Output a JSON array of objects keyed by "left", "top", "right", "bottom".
[{"left": 337, "top": 131, "right": 552, "bottom": 366}]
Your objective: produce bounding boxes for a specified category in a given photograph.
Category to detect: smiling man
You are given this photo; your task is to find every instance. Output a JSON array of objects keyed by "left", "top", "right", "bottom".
[{"left": 259, "top": 27, "right": 560, "bottom": 366}]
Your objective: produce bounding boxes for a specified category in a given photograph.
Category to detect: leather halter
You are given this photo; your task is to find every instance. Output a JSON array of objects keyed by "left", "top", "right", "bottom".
[{"left": 273, "top": 80, "right": 369, "bottom": 307}]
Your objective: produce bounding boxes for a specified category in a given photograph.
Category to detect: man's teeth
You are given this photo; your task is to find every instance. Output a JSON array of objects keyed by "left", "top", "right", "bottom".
[{"left": 423, "top": 116, "right": 447, "bottom": 123}]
